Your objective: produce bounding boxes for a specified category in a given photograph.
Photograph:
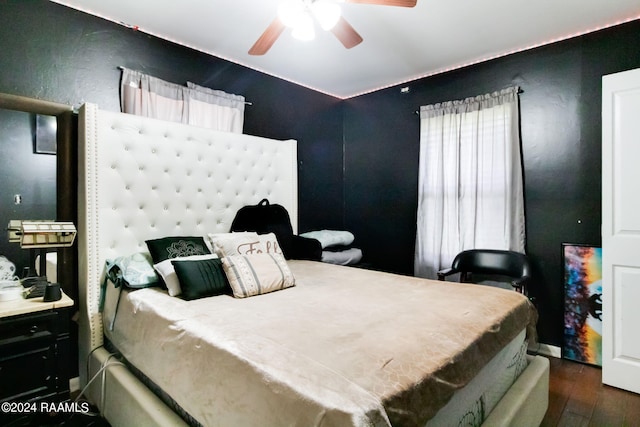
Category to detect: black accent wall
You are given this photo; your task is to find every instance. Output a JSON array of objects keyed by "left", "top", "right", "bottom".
[
  {"left": 0, "top": 0, "right": 345, "bottom": 238},
  {"left": 1, "top": 0, "right": 639, "bottom": 347},
  {"left": 343, "top": 21, "right": 640, "bottom": 345}
]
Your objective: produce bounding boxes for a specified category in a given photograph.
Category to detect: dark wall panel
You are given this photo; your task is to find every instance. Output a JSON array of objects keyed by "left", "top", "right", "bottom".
[
  {"left": 342, "top": 90, "right": 419, "bottom": 274},
  {"left": 343, "top": 20, "right": 640, "bottom": 346}
]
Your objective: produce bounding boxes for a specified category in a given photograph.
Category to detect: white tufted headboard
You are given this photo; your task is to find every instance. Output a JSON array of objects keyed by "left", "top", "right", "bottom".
[{"left": 77, "top": 103, "right": 297, "bottom": 382}]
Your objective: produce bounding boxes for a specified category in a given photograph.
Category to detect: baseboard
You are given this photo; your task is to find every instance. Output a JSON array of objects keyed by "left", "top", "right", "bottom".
[{"left": 536, "top": 343, "right": 561, "bottom": 359}]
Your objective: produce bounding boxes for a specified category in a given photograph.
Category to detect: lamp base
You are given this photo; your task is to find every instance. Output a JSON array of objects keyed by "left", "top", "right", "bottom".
[{"left": 43, "top": 282, "right": 62, "bottom": 302}]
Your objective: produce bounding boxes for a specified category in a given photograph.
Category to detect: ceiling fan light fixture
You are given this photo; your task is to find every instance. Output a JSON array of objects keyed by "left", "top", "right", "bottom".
[
  {"left": 253, "top": 0, "right": 402, "bottom": 55},
  {"left": 278, "top": 0, "right": 306, "bottom": 28},
  {"left": 291, "top": 11, "right": 316, "bottom": 41},
  {"left": 311, "top": 2, "right": 342, "bottom": 31}
]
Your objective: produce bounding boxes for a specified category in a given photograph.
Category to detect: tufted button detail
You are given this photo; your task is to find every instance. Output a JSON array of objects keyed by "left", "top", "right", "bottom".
[{"left": 92, "top": 119, "right": 297, "bottom": 265}]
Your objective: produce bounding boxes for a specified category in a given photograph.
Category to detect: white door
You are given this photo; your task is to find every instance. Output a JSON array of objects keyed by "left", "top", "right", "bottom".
[{"left": 602, "top": 67, "right": 640, "bottom": 394}]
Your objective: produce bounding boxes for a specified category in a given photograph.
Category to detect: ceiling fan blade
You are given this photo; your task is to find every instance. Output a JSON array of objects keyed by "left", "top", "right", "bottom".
[
  {"left": 331, "top": 16, "right": 363, "bottom": 49},
  {"left": 344, "top": 0, "right": 417, "bottom": 7},
  {"left": 248, "top": 18, "right": 286, "bottom": 55}
]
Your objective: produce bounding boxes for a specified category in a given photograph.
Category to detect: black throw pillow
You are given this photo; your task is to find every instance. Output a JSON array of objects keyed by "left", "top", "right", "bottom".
[
  {"left": 171, "top": 258, "right": 229, "bottom": 300},
  {"left": 146, "top": 236, "right": 211, "bottom": 264}
]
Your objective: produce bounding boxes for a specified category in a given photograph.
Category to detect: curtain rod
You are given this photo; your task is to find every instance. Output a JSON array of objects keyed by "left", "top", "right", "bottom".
[
  {"left": 117, "top": 66, "right": 252, "bottom": 106},
  {"left": 413, "top": 86, "right": 523, "bottom": 116}
]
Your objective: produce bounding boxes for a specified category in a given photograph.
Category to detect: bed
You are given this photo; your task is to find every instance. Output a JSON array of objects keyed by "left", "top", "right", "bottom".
[{"left": 76, "top": 103, "right": 549, "bottom": 426}]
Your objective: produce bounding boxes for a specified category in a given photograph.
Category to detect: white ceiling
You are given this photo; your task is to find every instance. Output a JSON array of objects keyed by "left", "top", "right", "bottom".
[{"left": 51, "top": 0, "right": 640, "bottom": 99}]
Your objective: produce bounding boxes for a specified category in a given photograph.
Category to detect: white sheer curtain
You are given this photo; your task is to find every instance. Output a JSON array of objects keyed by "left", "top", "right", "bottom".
[
  {"left": 121, "top": 69, "right": 186, "bottom": 123},
  {"left": 120, "top": 68, "right": 245, "bottom": 133},
  {"left": 186, "top": 82, "right": 245, "bottom": 133},
  {"left": 414, "top": 87, "right": 525, "bottom": 279}
]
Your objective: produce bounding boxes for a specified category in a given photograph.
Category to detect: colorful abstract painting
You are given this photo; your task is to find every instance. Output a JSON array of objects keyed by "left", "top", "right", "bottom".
[{"left": 563, "top": 244, "right": 602, "bottom": 366}]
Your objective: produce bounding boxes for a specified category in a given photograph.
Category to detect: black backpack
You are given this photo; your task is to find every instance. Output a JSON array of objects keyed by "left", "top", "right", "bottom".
[{"left": 231, "top": 199, "right": 321, "bottom": 261}]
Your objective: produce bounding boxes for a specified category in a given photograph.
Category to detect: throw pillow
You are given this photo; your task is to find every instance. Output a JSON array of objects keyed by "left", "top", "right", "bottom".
[
  {"left": 222, "top": 253, "right": 295, "bottom": 298},
  {"left": 208, "top": 232, "right": 282, "bottom": 258},
  {"left": 154, "top": 254, "right": 218, "bottom": 297},
  {"left": 146, "top": 236, "right": 211, "bottom": 263},
  {"left": 172, "top": 257, "right": 230, "bottom": 301}
]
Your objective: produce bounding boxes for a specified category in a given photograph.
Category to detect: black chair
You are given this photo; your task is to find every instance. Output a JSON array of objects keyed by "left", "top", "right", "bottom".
[{"left": 437, "top": 249, "right": 532, "bottom": 296}]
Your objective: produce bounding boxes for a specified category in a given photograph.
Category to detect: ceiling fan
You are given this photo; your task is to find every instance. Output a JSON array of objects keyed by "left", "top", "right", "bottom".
[{"left": 248, "top": 0, "right": 417, "bottom": 55}]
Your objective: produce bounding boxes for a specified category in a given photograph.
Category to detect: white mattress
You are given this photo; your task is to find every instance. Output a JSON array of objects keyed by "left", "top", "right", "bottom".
[
  {"left": 427, "top": 329, "right": 527, "bottom": 426},
  {"left": 103, "top": 266, "right": 530, "bottom": 426}
]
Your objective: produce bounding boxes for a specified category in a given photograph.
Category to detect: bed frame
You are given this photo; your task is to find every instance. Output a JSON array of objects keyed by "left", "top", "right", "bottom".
[{"left": 76, "top": 103, "right": 549, "bottom": 426}]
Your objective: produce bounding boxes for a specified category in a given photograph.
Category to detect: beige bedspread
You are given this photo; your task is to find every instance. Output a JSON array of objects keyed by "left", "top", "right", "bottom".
[{"left": 105, "top": 260, "right": 536, "bottom": 427}]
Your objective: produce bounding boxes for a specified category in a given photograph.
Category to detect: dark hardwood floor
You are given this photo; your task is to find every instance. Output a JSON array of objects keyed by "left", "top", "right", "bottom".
[{"left": 542, "top": 357, "right": 640, "bottom": 426}]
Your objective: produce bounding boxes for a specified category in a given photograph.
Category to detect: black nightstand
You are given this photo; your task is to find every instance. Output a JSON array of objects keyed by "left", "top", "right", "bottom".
[{"left": 0, "top": 291, "right": 74, "bottom": 404}]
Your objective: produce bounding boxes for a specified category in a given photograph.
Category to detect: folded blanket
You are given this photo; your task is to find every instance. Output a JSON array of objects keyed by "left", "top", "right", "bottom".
[
  {"left": 300, "top": 230, "right": 355, "bottom": 249},
  {"left": 321, "top": 248, "right": 363, "bottom": 266},
  {"left": 322, "top": 244, "right": 355, "bottom": 253}
]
